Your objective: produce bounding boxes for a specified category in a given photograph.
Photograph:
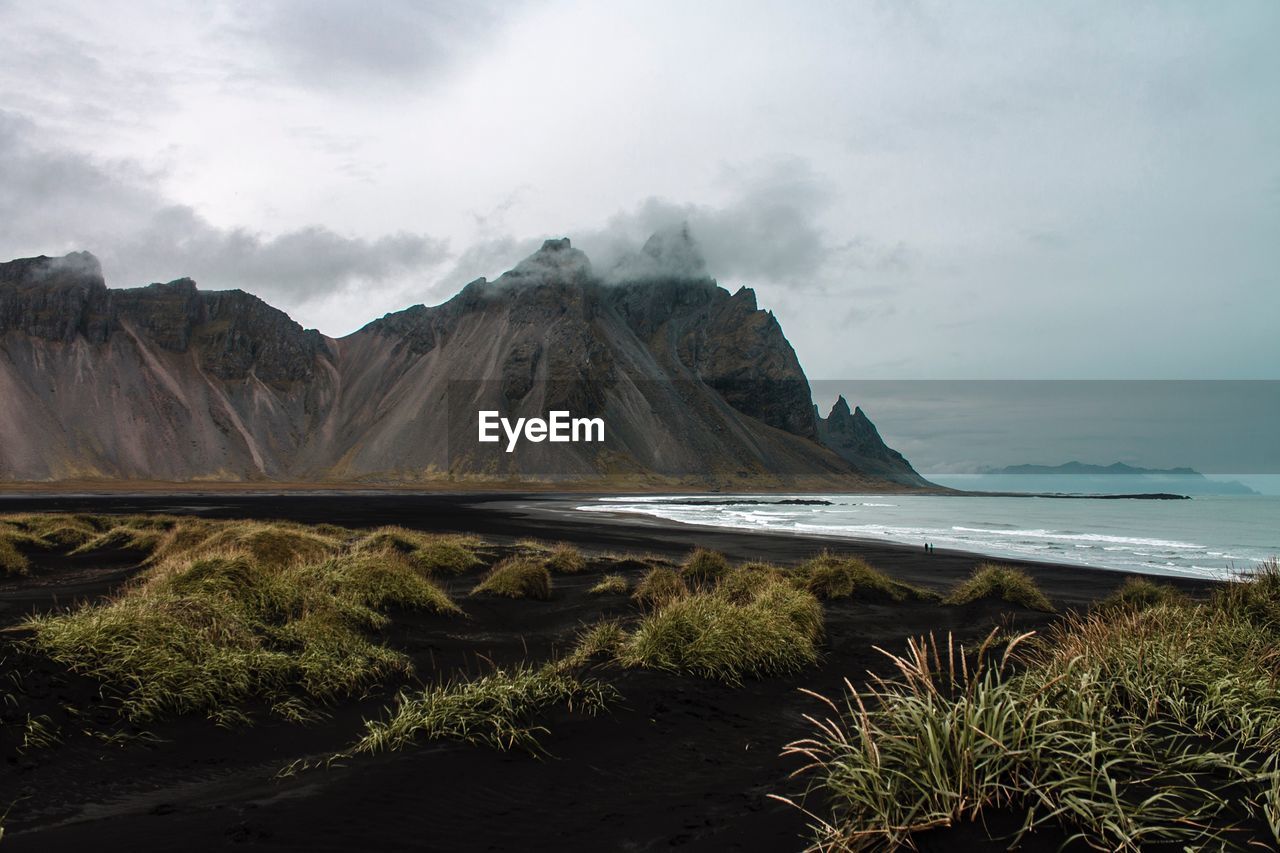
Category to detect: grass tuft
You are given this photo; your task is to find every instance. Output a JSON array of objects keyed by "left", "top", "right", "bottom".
[
  {"left": 1099, "top": 576, "right": 1189, "bottom": 612},
  {"left": 0, "top": 534, "right": 30, "bottom": 576},
  {"left": 346, "top": 661, "right": 615, "bottom": 755},
  {"left": 545, "top": 543, "right": 587, "bottom": 574},
  {"left": 22, "top": 519, "right": 460, "bottom": 723},
  {"left": 632, "top": 567, "right": 688, "bottom": 606},
  {"left": 778, "top": 563, "right": 1280, "bottom": 850},
  {"left": 679, "top": 548, "right": 731, "bottom": 587},
  {"left": 944, "top": 563, "right": 1055, "bottom": 612},
  {"left": 618, "top": 575, "right": 823, "bottom": 683},
  {"left": 357, "top": 527, "right": 483, "bottom": 576},
  {"left": 470, "top": 558, "right": 552, "bottom": 600},
  {"left": 715, "top": 564, "right": 787, "bottom": 604},
  {"left": 1215, "top": 557, "right": 1280, "bottom": 631},
  {"left": 588, "top": 574, "right": 629, "bottom": 595},
  {"left": 795, "top": 552, "right": 930, "bottom": 602}
]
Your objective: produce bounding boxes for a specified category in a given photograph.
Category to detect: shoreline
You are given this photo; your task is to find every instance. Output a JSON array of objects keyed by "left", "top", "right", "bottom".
[{"left": 0, "top": 491, "right": 1218, "bottom": 606}]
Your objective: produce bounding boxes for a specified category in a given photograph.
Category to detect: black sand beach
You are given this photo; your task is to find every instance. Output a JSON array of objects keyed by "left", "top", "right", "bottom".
[{"left": 0, "top": 494, "right": 1217, "bottom": 851}]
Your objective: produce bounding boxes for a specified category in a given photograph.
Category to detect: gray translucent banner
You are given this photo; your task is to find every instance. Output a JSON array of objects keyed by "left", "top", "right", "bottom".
[{"left": 443, "top": 378, "right": 1279, "bottom": 485}]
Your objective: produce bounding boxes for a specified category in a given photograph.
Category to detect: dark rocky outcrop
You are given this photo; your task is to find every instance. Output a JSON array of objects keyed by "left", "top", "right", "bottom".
[
  {"left": 816, "top": 395, "right": 928, "bottom": 486},
  {"left": 1, "top": 254, "right": 328, "bottom": 385}
]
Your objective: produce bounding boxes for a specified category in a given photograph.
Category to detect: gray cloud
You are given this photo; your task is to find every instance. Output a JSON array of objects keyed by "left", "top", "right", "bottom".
[
  {"left": 575, "top": 159, "right": 837, "bottom": 285},
  {"left": 227, "top": 0, "right": 517, "bottom": 90},
  {"left": 0, "top": 111, "right": 447, "bottom": 310}
]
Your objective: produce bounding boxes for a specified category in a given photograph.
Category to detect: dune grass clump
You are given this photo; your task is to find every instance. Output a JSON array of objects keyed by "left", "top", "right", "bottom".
[
  {"left": 72, "top": 514, "right": 177, "bottom": 554},
  {"left": 796, "top": 552, "right": 929, "bottom": 602},
  {"left": 0, "top": 533, "right": 29, "bottom": 576},
  {"left": 589, "top": 574, "right": 629, "bottom": 595},
  {"left": 346, "top": 660, "right": 616, "bottom": 755},
  {"left": 1098, "top": 576, "right": 1189, "bottom": 612},
  {"left": 618, "top": 575, "right": 824, "bottom": 683},
  {"left": 22, "top": 521, "right": 460, "bottom": 723},
  {"left": 944, "top": 563, "right": 1055, "bottom": 612},
  {"left": 357, "top": 527, "right": 484, "bottom": 576},
  {"left": 679, "top": 548, "right": 731, "bottom": 587},
  {"left": 1216, "top": 558, "right": 1280, "bottom": 631},
  {"left": 411, "top": 537, "right": 484, "bottom": 575},
  {"left": 715, "top": 563, "right": 787, "bottom": 604},
  {"left": 632, "top": 567, "right": 688, "bottom": 606},
  {"left": 470, "top": 557, "right": 552, "bottom": 600},
  {"left": 0, "top": 513, "right": 183, "bottom": 573},
  {"left": 141, "top": 518, "right": 343, "bottom": 571},
  {"left": 778, "top": 567, "right": 1280, "bottom": 850},
  {"left": 545, "top": 543, "right": 587, "bottom": 574}
]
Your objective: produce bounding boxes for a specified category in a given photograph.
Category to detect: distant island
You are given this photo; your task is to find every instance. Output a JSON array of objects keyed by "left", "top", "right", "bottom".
[{"left": 937, "top": 461, "right": 1259, "bottom": 496}]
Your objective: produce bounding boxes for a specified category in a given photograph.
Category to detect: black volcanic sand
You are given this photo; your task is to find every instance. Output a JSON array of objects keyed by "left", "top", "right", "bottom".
[{"left": 0, "top": 494, "right": 1218, "bottom": 852}]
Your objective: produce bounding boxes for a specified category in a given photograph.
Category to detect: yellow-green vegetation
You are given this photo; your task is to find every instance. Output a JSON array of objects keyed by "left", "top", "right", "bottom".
[
  {"left": 0, "top": 513, "right": 175, "bottom": 573},
  {"left": 357, "top": 527, "right": 484, "bottom": 576},
  {"left": 589, "top": 574, "right": 629, "bottom": 595},
  {"left": 346, "top": 660, "right": 615, "bottom": 755},
  {"left": 0, "top": 533, "right": 28, "bottom": 575},
  {"left": 777, "top": 560, "right": 1280, "bottom": 851},
  {"left": 617, "top": 574, "right": 824, "bottom": 683},
  {"left": 1216, "top": 558, "right": 1280, "bottom": 630},
  {"left": 679, "top": 548, "right": 731, "bottom": 586},
  {"left": 715, "top": 563, "right": 787, "bottom": 604},
  {"left": 632, "top": 567, "right": 688, "bottom": 606},
  {"left": 1098, "top": 576, "right": 1189, "bottom": 611},
  {"left": 944, "top": 563, "right": 1055, "bottom": 612},
  {"left": 796, "top": 552, "right": 930, "bottom": 602},
  {"left": 22, "top": 518, "right": 469, "bottom": 723},
  {"left": 470, "top": 557, "right": 552, "bottom": 600},
  {"left": 545, "top": 543, "right": 587, "bottom": 574}
]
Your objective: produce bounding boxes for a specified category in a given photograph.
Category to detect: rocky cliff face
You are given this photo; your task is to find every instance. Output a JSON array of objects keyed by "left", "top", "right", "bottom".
[
  {"left": 0, "top": 239, "right": 924, "bottom": 487},
  {"left": 815, "top": 395, "right": 928, "bottom": 487}
]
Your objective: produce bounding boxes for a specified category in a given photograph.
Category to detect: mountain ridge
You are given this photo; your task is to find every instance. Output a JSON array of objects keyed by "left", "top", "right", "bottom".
[{"left": 0, "top": 240, "right": 925, "bottom": 488}]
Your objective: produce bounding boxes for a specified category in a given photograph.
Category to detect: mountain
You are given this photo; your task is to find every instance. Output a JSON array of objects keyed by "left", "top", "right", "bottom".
[
  {"left": 815, "top": 396, "right": 929, "bottom": 487},
  {"left": 947, "top": 461, "right": 1260, "bottom": 496},
  {"left": 0, "top": 238, "right": 925, "bottom": 488}
]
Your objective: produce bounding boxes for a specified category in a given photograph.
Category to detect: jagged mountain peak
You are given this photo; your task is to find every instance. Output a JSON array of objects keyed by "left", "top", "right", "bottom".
[
  {"left": 817, "top": 395, "right": 927, "bottom": 487},
  {"left": 607, "top": 222, "right": 710, "bottom": 283},
  {"left": 504, "top": 237, "right": 594, "bottom": 286}
]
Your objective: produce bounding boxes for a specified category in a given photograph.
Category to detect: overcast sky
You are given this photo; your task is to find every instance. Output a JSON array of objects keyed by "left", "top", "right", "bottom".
[{"left": 1, "top": 0, "right": 1277, "bottom": 382}]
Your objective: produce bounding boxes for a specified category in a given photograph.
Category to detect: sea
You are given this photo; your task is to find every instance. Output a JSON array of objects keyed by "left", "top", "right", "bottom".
[{"left": 576, "top": 493, "right": 1280, "bottom": 580}]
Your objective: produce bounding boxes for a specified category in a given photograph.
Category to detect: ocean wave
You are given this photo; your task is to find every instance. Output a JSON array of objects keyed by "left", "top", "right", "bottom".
[{"left": 950, "top": 526, "right": 1204, "bottom": 550}]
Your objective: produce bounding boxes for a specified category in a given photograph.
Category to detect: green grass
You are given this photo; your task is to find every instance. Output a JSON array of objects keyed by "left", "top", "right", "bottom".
[
  {"left": 545, "top": 543, "right": 587, "bottom": 574},
  {"left": 589, "top": 574, "right": 629, "bottom": 595},
  {"left": 632, "top": 567, "right": 688, "bottom": 606},
  {"left": 795, "top": 552, "right": 930, "bottom": 602},
  {"left": 1098, "top": 576, "right": 1189, "bottom": 612},
  {"left": 0, "top": 533, "right": 29, "bottom": 576},
  {"left": 679, "top": 548, "right": 731, "bottom": 587},
  {"left": 357, "top": 527, "right": 484, "bottom": 575},
  {"left": 776, "top": 560, "right": 1280, "bottom": 850},
  {"left": 617, "top": 574, "right": 824, "bottom": 683},
  {"left": 1216, "top": 557, "right": 1280, "bottom": 630},
  {"left": 345, "top": 660, "right": 616, "bottom": 755},
  {"left": 944, "top": 563, "right": 1055, "bottom": 612},
  {"left": 0, "top": 513, "right": 185, "bottom": 574},
  {"left": 22, "top": 519, "right": 461, "bottom": 723},
  {"left": 715, "top": 563, "right": 787, "bottom": 604},
  {"left": 470, "top": 558, "right": 552, "bottom": 600}
]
